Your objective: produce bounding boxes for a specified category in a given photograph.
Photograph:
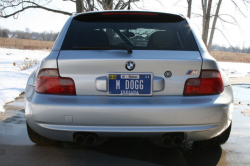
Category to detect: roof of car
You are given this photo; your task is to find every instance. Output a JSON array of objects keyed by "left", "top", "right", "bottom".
[{"left": 73, "top": 10, "right": 184, "bottom": 18}]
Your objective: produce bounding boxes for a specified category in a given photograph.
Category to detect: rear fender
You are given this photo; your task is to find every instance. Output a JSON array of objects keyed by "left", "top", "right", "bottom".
[
  {"left": 31, "top": 51, "right": 60, "bottom": 87},
  {"left": 200, "top": 51, "right": 231, "bottom": 87}
]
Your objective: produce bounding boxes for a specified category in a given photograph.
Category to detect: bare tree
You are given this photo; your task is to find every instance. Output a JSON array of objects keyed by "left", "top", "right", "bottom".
[
  {"left": 76, "top": 0, "right": 85, "bottom": 13},
  {"left": 0, "top": 1, "right": 72, "bottom": 18},
  {"left": 185, "top": 0, "right": 249, "bottom": 51},
  {"left": 187, "top": 0, "right": 192, "bottom": 18},
  {"left": 0, "top": 0, "right": 141, "bottom": 18},
  {"left": 174, "top": 0, "right": 192, "bottom": 18},
  {"left": 201, "top": 0, "right": 213, "bottom": 47},
  {"left": 97, "top": 0, "right": 139, "bottom": 10},
  {"left": 204, "top": 0, "right": 250, "bottom": 51},
  {"left": 0, "top": 30, "right": 8, "bottom": 38},
  {"left": 207, "top": 0, "right": 222, "bottom": 50}
]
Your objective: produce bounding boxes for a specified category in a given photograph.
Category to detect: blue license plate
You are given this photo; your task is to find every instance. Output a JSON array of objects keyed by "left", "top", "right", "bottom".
[{"left": 108, "top": 74, "right": 152, "bottom": 96}]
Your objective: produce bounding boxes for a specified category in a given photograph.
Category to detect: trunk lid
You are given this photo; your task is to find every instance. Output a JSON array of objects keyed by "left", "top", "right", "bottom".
[
  {"left": 57, "top": 11, "right": 202, "bottom": 96},
  {"left": 58, "top": 50, "right": 202, "bottom": 96}
]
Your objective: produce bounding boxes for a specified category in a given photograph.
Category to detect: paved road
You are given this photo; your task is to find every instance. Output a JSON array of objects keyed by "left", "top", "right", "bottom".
[{"left": 0, "top": 84, "right": 250, "bottom": 166}]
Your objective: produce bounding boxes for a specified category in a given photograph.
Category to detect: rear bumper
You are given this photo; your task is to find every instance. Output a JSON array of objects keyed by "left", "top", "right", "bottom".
[{"left": 25, "top": 85, "right": 233, "bottom": 142}]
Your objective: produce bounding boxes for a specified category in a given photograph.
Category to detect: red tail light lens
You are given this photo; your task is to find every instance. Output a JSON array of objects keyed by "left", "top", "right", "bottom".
[
  {"left": 35, "top": 69, "right": 76, "bottom": 95},
  {"left": 184, "top": 70, "right": 224, "bottom": 96}
]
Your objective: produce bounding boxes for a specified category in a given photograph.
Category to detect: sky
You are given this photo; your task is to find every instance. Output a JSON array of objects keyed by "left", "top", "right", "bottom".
[{"left": 0, "top": 0, "right": 250, "bottom": 48}]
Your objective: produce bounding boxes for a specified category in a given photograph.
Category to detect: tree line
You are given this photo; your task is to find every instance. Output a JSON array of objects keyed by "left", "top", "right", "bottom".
[
  {"left": 1, "top": 26, "right": 249, "bottom": 53},
  {"left": 0, "top": 27, "right": 58, "bottom": 41},
  {"left": 0, "top": 0, "right": 249, "bottom": 51},
  {"left": 212, "top": 44, "right": 250, "bottom": 53}
]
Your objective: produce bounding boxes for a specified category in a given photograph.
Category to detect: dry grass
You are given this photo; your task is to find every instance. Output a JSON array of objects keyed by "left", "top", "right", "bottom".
[
  {"left": 0, "top": 37, "right": 54, "bottom": 50},
  {"left": 210, "top": 51, "right": 250, "bottom": 63},
  {"left": 1, "top": 37, "right": 250, "bottom": 63},
  {"left": 16, "top": 58, "right": 39, "bottom": 71}
]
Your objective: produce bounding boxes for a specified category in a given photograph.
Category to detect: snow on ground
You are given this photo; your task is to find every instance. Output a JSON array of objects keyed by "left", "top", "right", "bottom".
[
  {"left": 0, "top": 48, "right": 250, "bottom": 113},
  {"left": 0, "top": 48, "right": 48, "bottom": 113},
  {"left": 218, "top": 62, "right": 250, "bottom": 78}
]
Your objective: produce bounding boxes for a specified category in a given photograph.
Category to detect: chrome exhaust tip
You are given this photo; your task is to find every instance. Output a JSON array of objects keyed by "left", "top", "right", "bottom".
[
  {"left": 173, "top": 136, "right": 183, "bottom": 146},
  {"left": 74, "top": 135, "right": 85, "bottom": 145},
  {"left": 162, "top": 136, "right": 172, "bottom": 146},
  {"left": 86, "top": 135, "right": 97, "bottom": 145}
]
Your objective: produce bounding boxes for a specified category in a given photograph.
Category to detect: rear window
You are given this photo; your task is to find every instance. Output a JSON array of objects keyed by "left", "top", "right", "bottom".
[{"left": 61, "top": 13, "right": 198, "bottom": 51}]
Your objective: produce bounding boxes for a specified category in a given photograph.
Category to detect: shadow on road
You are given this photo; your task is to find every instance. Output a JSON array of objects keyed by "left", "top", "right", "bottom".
[
  {"left": 82, "top": 138, "right": 222, "bottom": 166},
  {"left": 0, "top": 110, "right": 222, "bottom": 166}
]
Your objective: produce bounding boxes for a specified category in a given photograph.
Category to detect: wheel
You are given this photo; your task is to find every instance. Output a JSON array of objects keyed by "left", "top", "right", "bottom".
[
  {"left": 26, "top": 121, "right": 59, "bottom": 146},
  {"left": 193, "top": 122, "right": 232, "bottom": 147}
]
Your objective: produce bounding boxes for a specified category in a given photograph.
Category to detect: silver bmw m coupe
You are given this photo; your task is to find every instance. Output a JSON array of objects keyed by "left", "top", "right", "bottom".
[{"left": 25, "top": 11, "right": 233, "bottom": 147}]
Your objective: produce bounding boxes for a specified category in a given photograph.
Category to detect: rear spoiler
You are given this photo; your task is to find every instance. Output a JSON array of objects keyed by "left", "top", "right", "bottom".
[{"left": 74, "top": 11, "right": 185, "bottom": 22}]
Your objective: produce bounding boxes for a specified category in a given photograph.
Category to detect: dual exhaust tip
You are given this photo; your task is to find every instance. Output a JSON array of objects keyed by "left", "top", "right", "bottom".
[
  {"left": 162, "top": 134, "right": 184, "bottom": 146},
  {"left": 75, "top": 133, "right": 184, "bottom": 147},
  {"left": 74, "top": 134, "right": 97, "bottom": 145}
]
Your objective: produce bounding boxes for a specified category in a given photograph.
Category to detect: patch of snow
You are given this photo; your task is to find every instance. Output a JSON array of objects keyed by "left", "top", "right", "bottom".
[
  {"left": 241, "top": 108, "right": 250, "bottom": 117},
  {"left": 1, "top": 48, "right": 250, "bottom": 113},
  {"left": 218, "top": 62, "right": 250, "bottom": 78},
  {"left": 0, "top": 48, "right": 48, "bottom": 113}
]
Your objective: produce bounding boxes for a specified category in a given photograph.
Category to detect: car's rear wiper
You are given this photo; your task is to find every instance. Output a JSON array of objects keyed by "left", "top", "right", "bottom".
[
  {"left": 110, "top": 45, "right": 133, "bottom": 54},
  {"left": 73, "top": 45, "right": 133, "bottom": 54}
]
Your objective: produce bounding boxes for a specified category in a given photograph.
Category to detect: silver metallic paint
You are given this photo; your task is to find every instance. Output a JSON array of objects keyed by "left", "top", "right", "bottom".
[
  {"left": 95, "top": 76, "right": 107, "bottom": 92},
  {"left": 30, "top": 51, "right": 60, "bottom": 86},
  {"left": 25, "top": 85, "right": 233, "bottom": 141},
  {"left": 153, "top": 76, "right": 165, "bottom": 92},
  {"left": 57, "top": 50, "right": 202, "bottom": 95},
  {"left": 187, "top": 18, "right": 231, "bottom": 87},
  {"left": 25, "top": 11, "right": 234, "bottom": 143}
]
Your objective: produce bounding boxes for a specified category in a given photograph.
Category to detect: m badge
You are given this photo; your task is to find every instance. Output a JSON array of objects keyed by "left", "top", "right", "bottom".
[{"left": 187, "top": 70, "right": 199, "bottom": 75}]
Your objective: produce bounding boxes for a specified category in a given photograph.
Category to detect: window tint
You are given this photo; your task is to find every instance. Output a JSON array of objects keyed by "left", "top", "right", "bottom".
[{"left": 61, "top": 19, "right": 198, "bottom": 51}]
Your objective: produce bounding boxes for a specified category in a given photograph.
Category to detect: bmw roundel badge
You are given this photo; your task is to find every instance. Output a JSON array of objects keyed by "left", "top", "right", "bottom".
[
  {"left": 164, "top": 71, "right": 172, "bottom": 78},
  {"left": 125, "top": 61, "right": 135, "bottom": 71}
]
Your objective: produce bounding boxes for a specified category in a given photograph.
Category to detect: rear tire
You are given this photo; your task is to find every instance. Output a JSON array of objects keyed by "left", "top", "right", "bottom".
[
  {"left": 26, "top": 121, "right": 59, "bottom": 146},
  {"left": 193, "top": 122, "right": 232, "bottom": 147}
]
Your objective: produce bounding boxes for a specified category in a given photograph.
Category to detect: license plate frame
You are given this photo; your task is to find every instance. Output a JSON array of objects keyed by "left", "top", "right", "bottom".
[{"left": 107, "top": 73, "right": 153, "bottom": 96}]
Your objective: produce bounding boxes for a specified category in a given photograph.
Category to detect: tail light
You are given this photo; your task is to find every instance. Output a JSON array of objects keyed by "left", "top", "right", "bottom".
[
  {"left": 184, "top": 70, "right": 224, "bottom": 96},
  {"left": 35, "top": 69, "right": 76, "bottom": 95}
]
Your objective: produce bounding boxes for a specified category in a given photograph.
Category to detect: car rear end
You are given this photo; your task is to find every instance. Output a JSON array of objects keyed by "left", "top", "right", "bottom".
[{"left": 25, "top": 11, "right": 233, "bottom": 146}]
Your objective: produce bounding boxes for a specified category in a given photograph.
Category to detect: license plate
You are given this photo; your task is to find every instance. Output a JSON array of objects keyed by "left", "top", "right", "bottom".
[{"left": 108, "top": 73, "right": 152, "bottom": 96}]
